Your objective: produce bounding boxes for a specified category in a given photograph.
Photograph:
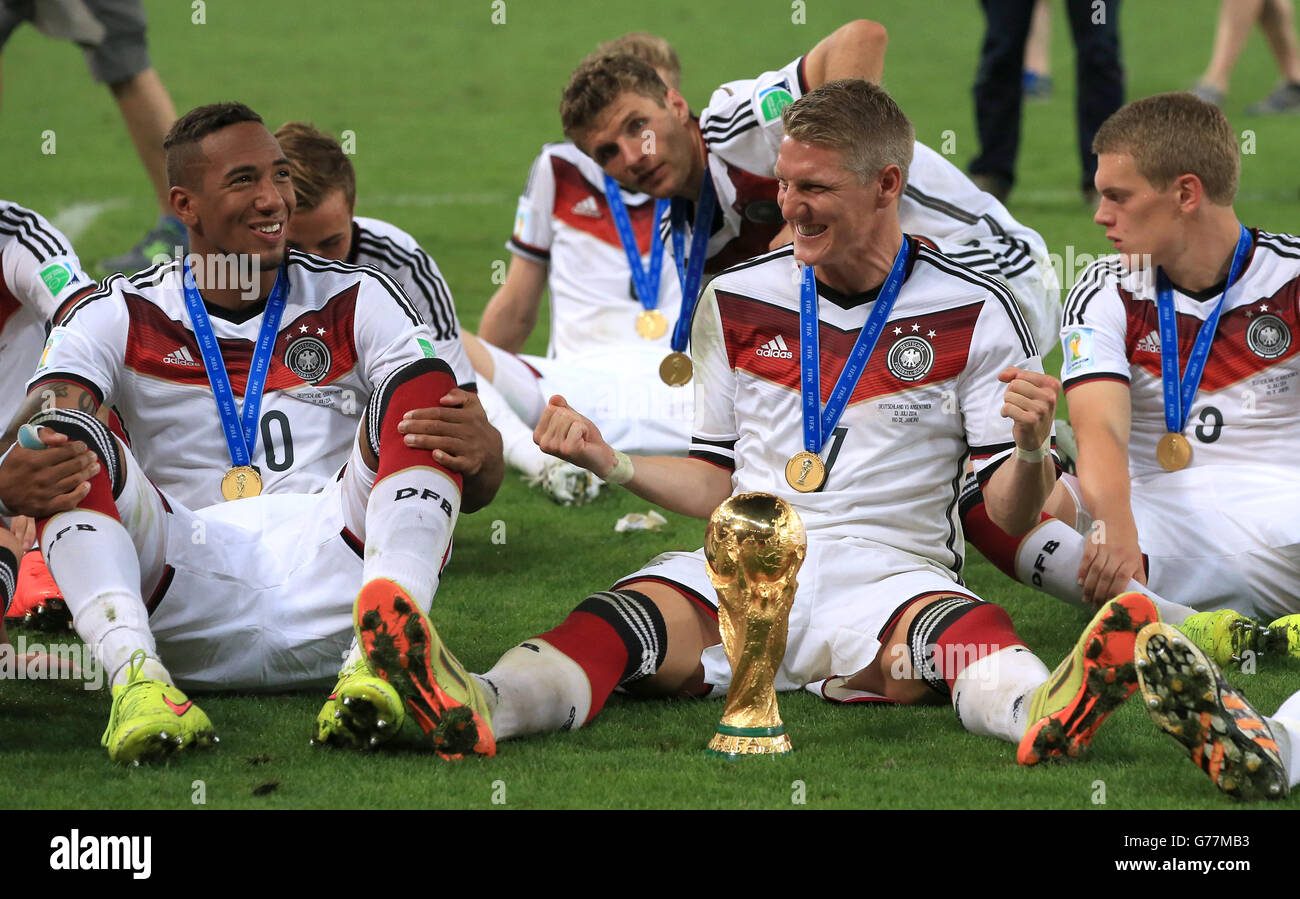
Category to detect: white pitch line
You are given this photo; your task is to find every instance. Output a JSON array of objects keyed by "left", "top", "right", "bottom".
[
  {"left": 50, "top": 198, "right": 129, "bottom": 243},
  {"left": 366, "top": 193, "right": 511, "bottom": 208}
]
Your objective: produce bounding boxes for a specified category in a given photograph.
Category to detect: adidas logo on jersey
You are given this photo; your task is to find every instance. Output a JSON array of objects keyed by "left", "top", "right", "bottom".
[
  {"left": 1136, "top": 330, "right": 1161, "bottom": 354},
  {"left": 756, "top": 335, "right": 794, "bottom": 359},
  {"left": 571, "top": 196, "right": 601, "bottom": 218},
  {"left": 163, "top": 346, "right": 201, "bottom": 368}
]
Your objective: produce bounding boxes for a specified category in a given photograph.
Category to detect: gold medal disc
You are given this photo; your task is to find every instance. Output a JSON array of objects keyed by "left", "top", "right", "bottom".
[
  {"left": 785, "top": 451, "right": 825, "bottom": 492},
  {"left": 221, "top": 465, "right": 263, "bottom": 501},
  {"left": 1156, "top": 432, "right": 1192, "bottom": 472},
  {"left": 636, "top": 309, "right": 669, "bottom": 340},
  {"left": 660, "top": 351, "right": 693, "bottom": 386}
]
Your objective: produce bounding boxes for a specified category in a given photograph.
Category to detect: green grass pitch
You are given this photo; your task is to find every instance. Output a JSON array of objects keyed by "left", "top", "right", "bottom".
[{"left": 1, "top": 0, "right": 1298, "bottom": 810}]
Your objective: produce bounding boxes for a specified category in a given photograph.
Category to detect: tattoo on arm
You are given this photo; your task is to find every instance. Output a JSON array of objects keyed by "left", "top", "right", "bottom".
[{"left": 0, "top": 382, "right": 101, "bottom": 451}]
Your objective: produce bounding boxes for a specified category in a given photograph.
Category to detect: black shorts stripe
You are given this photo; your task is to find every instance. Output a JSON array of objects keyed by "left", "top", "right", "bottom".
[
  {"left": 611, "top": 574, "right": 719, "bottom": 617},
  {"left": 689, "top": 450, "right": 735, "bottom": 470},
  {"left": 968, "top": 440, "right": 1017, "bottom": 458},
  {"left": 943, "top": 461, "right": 964, "bottom": 576}
]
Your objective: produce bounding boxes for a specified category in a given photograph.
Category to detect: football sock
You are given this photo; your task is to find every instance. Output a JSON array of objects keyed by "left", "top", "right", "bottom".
[
  {"left": 476, "top": 378, "right": 549, "bottom": 478},
  {"left": 42, "top": 509, "right": 165, "bottom": 687},
  {"left": 1268, "top": 690, "right": 1300, "bottom": 786},
  {"left": 480, "top": 340, "right": 546, "bottom": 425},
  {"left": 905, "top": 596, "right": 1023, "bottom": 694},
  {"left": 909, "top": 597, "right": 1047, "bottom": 743},
  {"left": 0, "top": 545, "right": 16, "bottom": 616},
  {"left": 363, "top": 359, "right": 463, "bottom": 611},
  {"left": 477, "top": 640, "right": 591, "bottom": 740},
  {"left": 952, "top": 646, "right": 1050, "bottom": 743},
  {"left": 482, "top": 590, "right": 667, "bottom": 739},
  {"left": 962, "top": 488, "right": 1196, "bottom": 623},
  {"left": 31, "top": 409, "right": 168, "bottom": 687}
]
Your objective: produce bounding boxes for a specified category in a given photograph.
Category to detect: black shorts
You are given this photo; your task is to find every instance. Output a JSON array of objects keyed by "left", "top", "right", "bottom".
[{"left": 0, "top": 0, "right": 150, "bottom": 84}]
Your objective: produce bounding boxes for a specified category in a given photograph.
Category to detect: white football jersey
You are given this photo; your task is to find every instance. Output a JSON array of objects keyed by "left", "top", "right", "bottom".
[
  {"left": 690, "top": 238, "right": 1041, "bottom": 576},
  {"left": 0, "top": 201, "right": 94, "bottom": 427},
  {"left": 508, "top": 142, "right": 683, "bottom": 360},
  {"left": 348, "top": 216, "right": 474, "bottom": 387},
  {"left": 1061, "top": 230, "right": 1300, "bottom": 487},
  {"left": 31, "top": 250, "right": 438, "bottom": 508},
  {"left": 696, "top": 58, "right": 1050, "bottom": 285}
]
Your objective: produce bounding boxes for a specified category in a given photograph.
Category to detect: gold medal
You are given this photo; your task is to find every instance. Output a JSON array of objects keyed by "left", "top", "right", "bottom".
[
  {"left": 660, "top": 351, "right": 693, "bottom": 386},
  {"left": 636, "top": 309, "right": 668, "bottom": 340},
  {"left": 784, "top": 451, "right": 825, "bottom": 492},
  {"left": 1156, "top": 432, "right": 1192, "bottom": 472},
  {"left": 221, "top": 465, "right": 263, "bottom": 501}
]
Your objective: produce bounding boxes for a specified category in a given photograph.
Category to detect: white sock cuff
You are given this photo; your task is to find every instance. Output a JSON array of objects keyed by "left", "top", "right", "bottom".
[{"left": 951, "top": 646, "right": 1050, "bottom": 744}]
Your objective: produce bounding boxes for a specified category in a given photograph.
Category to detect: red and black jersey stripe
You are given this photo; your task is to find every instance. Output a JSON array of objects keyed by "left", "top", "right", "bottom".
[
  {"left": 551, "top": 156, "right": 658, "bottom": 251},
  {"left": 715, "top": 290, "right": 982, "bottom": 404},
  {"left": 121, "top": 285, "right": 361, "bottom": 391}
]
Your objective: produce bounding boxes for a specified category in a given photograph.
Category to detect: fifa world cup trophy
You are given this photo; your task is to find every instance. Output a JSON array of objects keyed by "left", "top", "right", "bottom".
[{"left": 704, "top": 492, "right": 806, "bottom": 758}]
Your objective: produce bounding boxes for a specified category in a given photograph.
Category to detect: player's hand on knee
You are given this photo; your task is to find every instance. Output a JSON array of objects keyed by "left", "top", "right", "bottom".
[
  {"left": 533, "top": 395, "right": 613, "bottom": 475},
  {"left": 1078, "top": 538, "right": 1145, "bottom": 607},
  {"left": 397, "top": 387, "right": 502, "bottom": 477},
  {"left": 9, "top": 516, "right": 36, "bottom": 552},
  {"left": 0, "top": 437, "right": 98, "bottom": 518},
  {"left": 998, "top": 366, "right": 1059, "bottom": 452}
]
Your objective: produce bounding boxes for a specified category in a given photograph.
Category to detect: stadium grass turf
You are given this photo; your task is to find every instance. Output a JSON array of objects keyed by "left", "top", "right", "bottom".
[{"left": 1, "top": 0, "right": 1297, "bottom": 809}]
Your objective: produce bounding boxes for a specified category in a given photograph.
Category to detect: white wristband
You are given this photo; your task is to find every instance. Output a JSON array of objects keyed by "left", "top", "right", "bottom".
[
  {"left": 1015, "top": 438, "right": 1052, "bottom": 464},
  {"left": 605, "top": 450, "right": 635, "bottom": 485}
]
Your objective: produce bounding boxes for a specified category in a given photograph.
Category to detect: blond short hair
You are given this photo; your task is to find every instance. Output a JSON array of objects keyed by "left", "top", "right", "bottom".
[
  {"left": 1092, "top": 93, "right": 1240, "bottom": 204},
  {"left": 274, "top": 122, "right": 356, "bottom": 212},
  {"left": 595, "top": 32, "right": 681, "bottom": 90},
  {"left": 782, "top": 79, "right": 914, "bottom": 186}
]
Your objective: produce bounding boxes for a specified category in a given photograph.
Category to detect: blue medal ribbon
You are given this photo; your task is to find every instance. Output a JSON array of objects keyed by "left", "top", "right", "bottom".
[
  {"left": 800, "top": 236, "right": 911, "bottom": 454},
  {"left": 603, "top": 174, "right": 670, "bottom": 314},
  {"left": 1156, "top": 224, "right": 1251, "bottom": 433},
  {"left": 182, "top": 261, "right": 290, "bottom": 470},
  {"left": 668, "top": 172, "right": 718, "bottom": 353}
]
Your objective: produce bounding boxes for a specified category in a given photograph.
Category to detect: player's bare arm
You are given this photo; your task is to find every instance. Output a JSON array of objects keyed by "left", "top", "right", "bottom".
[
  {"left": 534, "top": 395, "right": 732, "bottom": 518},
  {"left": 1068, "top": 379, "right": 1147, "bottom": 605},
  {"left": 802, "top": 19, "right": 889, "bottom": 88},
  {"left": 0, "top": 382, "right": 101, "bottom": 518},
  {"left": 477, "top": 254, "right": 548, "bottom": 352},
  {"left": 982, "top": 365, "right": 1059, "bottom": 535},
  {"left": 396, "top": 386, "right": 505, "bottom": 513}
]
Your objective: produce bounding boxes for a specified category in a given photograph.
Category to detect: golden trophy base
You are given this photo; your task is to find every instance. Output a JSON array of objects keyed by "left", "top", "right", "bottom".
[{"left": 706, "top": 723, "right": 793, "bottom": 759}]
